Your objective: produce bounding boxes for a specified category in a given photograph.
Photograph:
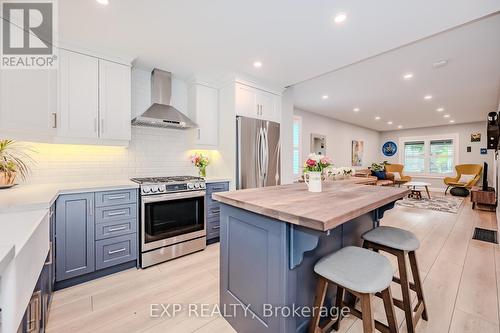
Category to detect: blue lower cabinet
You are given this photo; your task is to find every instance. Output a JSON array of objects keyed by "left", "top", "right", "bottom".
[
  {"left": 205, "top": 182, "right": 229, "bottom": 242},
  {"left": 55, "top": 189, "right": 138, "bottom": 288},
  {"left": 96, "top": 234, "right": 137, "bottom": 270}
]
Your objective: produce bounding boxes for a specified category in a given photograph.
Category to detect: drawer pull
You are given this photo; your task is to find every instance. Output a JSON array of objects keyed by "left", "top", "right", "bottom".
[
  {"left": 108, "top": 210, "right": 127, "bottom": 216},
  {"left": 108, "top": 248, "right": 127, "bottom": 255},
  {"left": 108, "top": 226, "right": 127, "bottom": 232},
  {"left": 210, "top": 187, "right": 225, "bottom": 191},
  {"left": 108, "top": 194, "right": 127, "bottom": 200},
  {"left": 211, "top": 209, "right": 220, "bottom": 214},
  {"left": 212, "top": 226, "right": 221, "bottom": 230}
]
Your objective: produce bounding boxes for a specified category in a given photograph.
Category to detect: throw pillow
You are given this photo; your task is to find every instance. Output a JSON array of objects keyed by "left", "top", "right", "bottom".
[
  {"left": 393, "top": 172, "right": 401, "bottom": 181},
  {"left": 458, "top": 174, "right": 475, "bottom": 184}
]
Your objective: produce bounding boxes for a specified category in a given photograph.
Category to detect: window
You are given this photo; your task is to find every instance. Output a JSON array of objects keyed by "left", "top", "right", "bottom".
[
  {"left": 404, "top": 141, "right": 425, "bottom": 173},
  {"left": 400, "top": 134, "right": 458, "bottom": 176},
  {"left": 429, "top": 140, "right": 454, "bottom": 174},
  {"left": 292, "top": 116, "right": 302, "bottom": 177}
]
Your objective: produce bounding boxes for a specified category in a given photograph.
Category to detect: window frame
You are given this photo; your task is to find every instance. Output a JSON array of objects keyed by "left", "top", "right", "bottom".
[
  {"left": 398, "top": 133, "right": 459, "bottom": 178},
  {"left": 292, "top": 115, "right": 302, "bottom": 179}
]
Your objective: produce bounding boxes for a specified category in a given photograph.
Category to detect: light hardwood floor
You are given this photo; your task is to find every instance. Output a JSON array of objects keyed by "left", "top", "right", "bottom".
[{"left": 46, "top": 194, "right": 498, "bottom": 333}]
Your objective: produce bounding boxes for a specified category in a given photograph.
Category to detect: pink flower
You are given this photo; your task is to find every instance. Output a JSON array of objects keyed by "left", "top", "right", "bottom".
[
  {"left": 306, "top": 159, "right": 317, "bottom": 167},
  {"left": 320, "top": 157, "right": 332, "bottom": 165}
]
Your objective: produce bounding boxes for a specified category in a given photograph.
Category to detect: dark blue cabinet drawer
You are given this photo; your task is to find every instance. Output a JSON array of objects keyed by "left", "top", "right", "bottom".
[
  {"left": 207, "top": 217, "right": 220, "bottom": 240},
  {"left": 95, "top": 234, "right": 137, "bottom": 270},
  {"left": 95, "top": 189, "right": 137, "bottom": 207},
  {"left": 96, "top": 204, "right": 137, "bottom": 224},
  {"left": 95, "top": 219, "right": 137, "bottom": 240},
  {"left": 207, "top": 203, "right": 221, "bottom": 219},
  {"left": 206, "top": 182, "right": 229, "bottom": 194}
]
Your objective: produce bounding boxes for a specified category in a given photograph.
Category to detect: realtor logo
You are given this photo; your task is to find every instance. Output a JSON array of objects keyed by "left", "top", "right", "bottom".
[{"left": 1, "top": 0, "right": 57, "bottom": 68}]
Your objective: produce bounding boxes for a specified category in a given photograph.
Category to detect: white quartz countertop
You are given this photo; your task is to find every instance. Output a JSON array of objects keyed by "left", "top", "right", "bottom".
[
  {"left": 0, "top": 244, "right": 15, "bottom": 276},
  {"left": 0, "top": 180, "right": 139, "bottom": 213},
  {"left": 204, "top": 178, "right": 232, "bottom": 184}
]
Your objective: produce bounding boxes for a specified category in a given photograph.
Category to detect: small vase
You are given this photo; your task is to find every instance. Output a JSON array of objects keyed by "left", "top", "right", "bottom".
[
  {"left": 198, "top": 166, "right": 206, "bottom": 178},
  {"left": 0, "top": 171, "right": 16, "bottom": 185},
  {"left": 304, "top": 171, "right": 322, "bottom": 192}
]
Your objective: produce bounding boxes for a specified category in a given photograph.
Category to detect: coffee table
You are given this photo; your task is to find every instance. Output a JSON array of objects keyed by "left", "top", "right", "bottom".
[{"left": 405, "top": 181, "right": 432, "bottom": 199}]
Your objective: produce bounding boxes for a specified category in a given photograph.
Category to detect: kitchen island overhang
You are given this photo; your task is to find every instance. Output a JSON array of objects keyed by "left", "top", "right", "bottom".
[{"left": 213, "top": 182, "right": 409, "bottom": 333}]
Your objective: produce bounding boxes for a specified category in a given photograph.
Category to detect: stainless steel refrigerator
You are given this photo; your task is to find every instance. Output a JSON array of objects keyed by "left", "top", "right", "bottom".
[{"left": 237, "top": 116, "right": 281, "bottom": 189}]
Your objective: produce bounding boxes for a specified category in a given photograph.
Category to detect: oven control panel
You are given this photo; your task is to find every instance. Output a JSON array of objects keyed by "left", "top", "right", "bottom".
[{"left": 141, "top": 182, "right": 205, "bottom": 195}]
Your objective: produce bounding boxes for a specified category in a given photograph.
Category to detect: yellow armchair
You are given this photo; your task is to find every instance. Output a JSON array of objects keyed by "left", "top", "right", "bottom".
[
  {"left": 385, "top": 164, "right": 412, "bottom": 186},
  {"left": 444, "top": 164, "right": 482, "bottom": 194}
]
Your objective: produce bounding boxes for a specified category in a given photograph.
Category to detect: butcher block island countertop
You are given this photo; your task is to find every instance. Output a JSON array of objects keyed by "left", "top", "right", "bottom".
[{"left": 212, "top": 181, "right": 410, "bottom": 231}]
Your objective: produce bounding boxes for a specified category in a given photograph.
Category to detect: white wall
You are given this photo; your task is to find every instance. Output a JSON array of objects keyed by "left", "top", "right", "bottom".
[
  {"left": 294, "top": 108, "right": 381, "bottom": 169},
  {"left": 380, "top": 121, "right": 492, "bottom": 189},
  {"left": 280, "top": 88, "right": 294, "bottom": 184}
]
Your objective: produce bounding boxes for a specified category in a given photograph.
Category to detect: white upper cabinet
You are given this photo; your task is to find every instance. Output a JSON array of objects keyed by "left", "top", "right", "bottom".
[
  {"left": 98, "top": 60, "right": 131, "bottom": 141},
  {"left": 190, "top": 83, "right": 218, "bottom": 147},
  {"left": 0, "top": 68, "right": 57, "bottom": 139},
  {"left": 234, "top": 82, "right": 280, "bottom": 122},
  {"left": 58, "top": 49, "right": 131, "bottom": 143},
  {"left": 58, "top": 49, "right": 99, "bottom": 139}
]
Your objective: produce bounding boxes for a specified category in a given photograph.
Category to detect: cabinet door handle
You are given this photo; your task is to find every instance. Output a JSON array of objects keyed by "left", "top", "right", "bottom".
[
  {"left": 108, "top": 210, "right": 127, "bottom": 216},
  {"left": 89, "top": 200, "right": 94, "bottom": 216},
  {"left": 108, "top": 248, "right": 127, "bottom": 255},
  {"left": 45, "top": 242, "right": 53, "bottom": 266},
  {"left": 51, "top": 113, "right": 57, "bottom": 128},
  {"left": 108, "top": 226, "right": 127, "bottom": 232},
  {"left": 107, "top": 194, "right": 126, "bottom": 200},
  {"left": 27, "top": 291, "right": 41, "bottom": 332}
]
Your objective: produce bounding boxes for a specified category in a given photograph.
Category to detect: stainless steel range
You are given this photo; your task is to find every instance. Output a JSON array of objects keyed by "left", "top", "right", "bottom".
[{"left": 131, "top": 176, "right": 206, "bottom": 268}]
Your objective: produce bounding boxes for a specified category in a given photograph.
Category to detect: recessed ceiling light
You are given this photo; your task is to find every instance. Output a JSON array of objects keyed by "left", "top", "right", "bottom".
[
  {"left": 387, "top": 121, "right": 393, "bottom": 125},
  {"left": 375, "top": 116, "right": 381, "bottom": 120},
  {"left": 334, "top": 12, "right": 347, "bottom": 24},
  {"left": 424, "top": 95, "right": 433, "bottom": 100},
  {"left": 96, "top": 0, "right": 109, "bottom": 4},
  {"left": 398, "top": 125, "right": 403, "bottom": 129},
  {"left": 449, "top": 120, "right": 455, "bottom": 123},
  {"left": 353, "top": 107, "right": 360, "bottom": 112},
  {"left": 322, "top": 95, "right": 329, "bottom": 100},
  {"left": 436, "top": 107, "right": 444, "bottom": 112},
  {"left": 253, "top": 61, "right": 262, "bottom": 68},
  {"left": 403, "top": 73, "right": 413, "bottom": 80},
  {"left": 443, "top": 114, "right": 451, "bottom": 118}
]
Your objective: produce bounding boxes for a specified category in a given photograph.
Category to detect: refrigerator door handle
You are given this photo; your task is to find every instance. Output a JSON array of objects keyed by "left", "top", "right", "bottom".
[
  {"left": 262, "top": 126, "right": 269, "bottom": 184},
  {"left": 256, "top": 126, "right": 263, "bottom": 186}
]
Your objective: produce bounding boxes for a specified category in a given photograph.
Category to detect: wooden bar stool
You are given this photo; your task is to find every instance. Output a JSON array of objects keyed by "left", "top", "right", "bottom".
[
  {"left": 309, "top": 246, "right": 398, "bottom": 333},
  {"left": 362, "top": 226, "right": 428, "bottom": 333}
]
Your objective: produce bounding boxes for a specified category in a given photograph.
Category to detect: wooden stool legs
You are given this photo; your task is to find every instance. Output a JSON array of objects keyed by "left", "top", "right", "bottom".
[
  {"left": 309, "top": 276, "right": 398, "bottom": 333},
  {"left": 363, "top": 241, "right": 428, "bottom": 333}
]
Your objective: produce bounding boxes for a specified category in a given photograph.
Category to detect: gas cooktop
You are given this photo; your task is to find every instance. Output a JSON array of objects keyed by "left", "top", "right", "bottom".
[{"left": 131, "top": 176, "right": 205, "bottom": 195}]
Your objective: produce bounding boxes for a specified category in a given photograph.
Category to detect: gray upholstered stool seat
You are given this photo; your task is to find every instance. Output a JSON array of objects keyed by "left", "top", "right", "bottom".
[
  {"left": 362, "top": 226, "right": 420, "bottom": 252},
  {"left": 314, "top": 246, "right": 393, "bottom": 294}
]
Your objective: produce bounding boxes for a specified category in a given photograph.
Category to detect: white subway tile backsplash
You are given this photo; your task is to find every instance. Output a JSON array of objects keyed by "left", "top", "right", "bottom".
[{"left": 21, "top": 127, "right": 200, "bottom": 184}]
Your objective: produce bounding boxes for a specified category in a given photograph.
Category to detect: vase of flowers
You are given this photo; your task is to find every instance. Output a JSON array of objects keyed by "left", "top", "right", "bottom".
[
  {"left": 0, "top": 140, "right": 33, "bottom": 186},
  {"left": 303, "top": 154, "right": 332, "bottom": 192},
  {"left": 191, "top": 152, "right": 210, "bottom": 178}
]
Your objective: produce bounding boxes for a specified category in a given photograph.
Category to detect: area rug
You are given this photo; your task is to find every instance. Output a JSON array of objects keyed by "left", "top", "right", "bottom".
[{"left": 396, "top": 196, "right": 464, "bottom": 214}]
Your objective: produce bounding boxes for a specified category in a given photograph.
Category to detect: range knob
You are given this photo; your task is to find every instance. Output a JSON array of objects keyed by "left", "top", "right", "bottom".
[
  {"left": 194, "top": 182, "right": 200, "bottom": 189},
  {"left": 142, "top": 186, "right": 151, "bottom": 194},
  {"left": 158, "top": 185, "right": 166, "bottom": 192},
  {"left": 150, "top": 185, "right": 159, "bottom": 193},
  {"left": 187, "top": 183, "right": 194, "bottom": 190},
  {"left": 200, "top": 182, "right": 206, "bottom": 189}
]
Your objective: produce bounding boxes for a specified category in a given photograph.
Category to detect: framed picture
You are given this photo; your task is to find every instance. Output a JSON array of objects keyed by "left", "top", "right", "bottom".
[
  {"left": 382, "top": 141, "right": 397, "bottom": 157},
  {"left": 471, "top": 133, "right": 481, "bottom": 142},
  {"left": 352, "top": 140, "right": 364, "bottom": 166}
]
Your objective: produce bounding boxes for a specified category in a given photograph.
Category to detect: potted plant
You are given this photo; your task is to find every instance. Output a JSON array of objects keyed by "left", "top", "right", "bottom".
[
  {"left": 370, "top": 161, "right": 388, "bottom": 180},
  {"left": 303, "top": 154, "right": 332, "bottom": 192},
  {"left": 0, "top": 140, "right": 33, "bottom": 186},
  {"left": 190, "top": 152, "right": 210, "bottom": 178}
]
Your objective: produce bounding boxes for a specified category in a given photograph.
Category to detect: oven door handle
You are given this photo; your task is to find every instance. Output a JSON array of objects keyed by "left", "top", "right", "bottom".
[{"left": 142, "top": 191, "right": 206, "bottom": 203}]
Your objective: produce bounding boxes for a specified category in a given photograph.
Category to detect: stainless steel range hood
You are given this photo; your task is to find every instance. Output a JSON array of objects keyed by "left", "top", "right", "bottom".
[{"left": 131, "top": 69, "right": 197, "bottom": 129}]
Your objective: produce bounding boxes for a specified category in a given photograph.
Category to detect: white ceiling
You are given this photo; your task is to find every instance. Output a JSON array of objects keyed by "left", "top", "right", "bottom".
[
  {"left": 293, "top": 13, "right": 500, "bottom": 131},
  {"left": 59, "top": 0, "right": 500, "bottom": 88}
]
